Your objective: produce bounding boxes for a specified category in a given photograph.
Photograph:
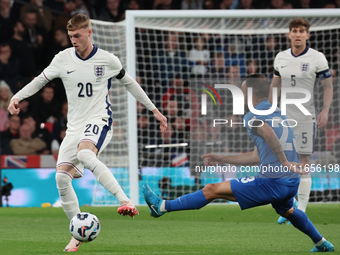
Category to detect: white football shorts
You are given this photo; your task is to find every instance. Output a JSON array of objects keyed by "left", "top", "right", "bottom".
[
  {"left": 292, "top": 122, "right": 316, "bottom": 155},
  {"left": 56, "top": 120, "right": 112, "bottom": 178}
]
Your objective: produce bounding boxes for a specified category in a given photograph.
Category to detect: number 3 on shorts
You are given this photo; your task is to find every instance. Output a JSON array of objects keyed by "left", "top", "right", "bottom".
[{"left": 240, "top": 176, "right": 255, "bottom": 183}]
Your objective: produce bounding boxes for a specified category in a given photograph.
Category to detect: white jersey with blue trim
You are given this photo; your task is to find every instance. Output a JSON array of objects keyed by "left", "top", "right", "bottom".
[
  {"left": 273, "top": 46, "right": 331, "bottom": 123},
  {"left": 43, "top": 45, "right": 120, "bottom": 131}
]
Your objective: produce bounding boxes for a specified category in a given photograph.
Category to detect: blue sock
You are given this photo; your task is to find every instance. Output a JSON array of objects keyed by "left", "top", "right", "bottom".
[
  {"left": 165, "top": 190, "right": 209, "bottom": 212},
  {"left": 288, "top": 208, "right": 323, "bottom": 244}
]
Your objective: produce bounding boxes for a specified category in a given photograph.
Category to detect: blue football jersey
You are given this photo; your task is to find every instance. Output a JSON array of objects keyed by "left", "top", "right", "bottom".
[{"left": 243, "top": 100, "right": 300, "bottom": 184}]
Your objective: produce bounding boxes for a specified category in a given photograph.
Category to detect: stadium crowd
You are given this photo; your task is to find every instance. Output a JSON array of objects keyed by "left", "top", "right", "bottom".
[{"left": 0, "top": 0, "right": 339, "bottom": 168}]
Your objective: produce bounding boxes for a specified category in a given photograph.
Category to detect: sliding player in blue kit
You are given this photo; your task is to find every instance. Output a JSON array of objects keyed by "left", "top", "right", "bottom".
[{"left": 143, "top": 74, "right": 334, "bottom": 252}]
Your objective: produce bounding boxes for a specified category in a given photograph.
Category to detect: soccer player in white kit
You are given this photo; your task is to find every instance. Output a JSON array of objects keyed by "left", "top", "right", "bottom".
[
  {"left": 8, "top": 14, "right": 168, "bottom": 252},
  {"left": 269, "top": 18, "right": 333, "bottom": 224}
]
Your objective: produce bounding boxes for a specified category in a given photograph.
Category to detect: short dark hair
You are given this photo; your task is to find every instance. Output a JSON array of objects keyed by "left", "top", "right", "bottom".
[
  {"left": 289, "top": 17, "right": 310, "bottom": 33},
  {"left": 243, "top": 73, "right": 269, "bottom": 99}
]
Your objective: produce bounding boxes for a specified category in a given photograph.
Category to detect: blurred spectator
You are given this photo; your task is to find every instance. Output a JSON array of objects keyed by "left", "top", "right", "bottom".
[
  {"left": 10, "top": 123, "right": 47, "bottom": 155},
  {"left": 226, "top": 64, "right": 241, "bottom": 87},
  {"left": 293, "top": 0, "right": 312, "bottom": 8},
  {"left": 47, "top": 28, "right": 72, "bottom": 63},
  {"left": 208, "top": 52, "right": 227, "bottom": 79},
  {"left": 52, "top": 101, "right": 67, "bottom": 142},
  {"left": 22, "top": 114, "right": 51, "bottom": 154},
  {"left": 162, "top": 74, "right": 200, "bottom": 119},
  {"left": 144, "top": 79, "right": 162, "bottom": 110},
  {"left": 152, "top": 33, "right": 189, "bottom": 86},
  {"left": 9, "top": 20, "right": 37, "bottom": 84},
  {"left": 0, "top": 0, "right": 16, "bottom": 43},
  {"left": 0, "top": 114, "right": 20, "bottom": 154},
  {"left": 98, "top": 0, "right": 122, "bottom": 22},
  {"left": 164, "top": 97, "right": 179, "bottom": 118},
  {"left": 239, "top": 21, "right": 265, "bottom": 60},
  {"left": 22, "top": 9, "right": 47, "bottom": 71},
  {"left": 181, "top": 0, "right": 204, "bottom": 9},
  {"left": 224, "top": 39, "right": 246, "bottom": 77},
  {"left": 155, "top": 0, "right": 174, "bottom": 9},
  {"left": 323, "top": 2, "right": 336, "bottom": 8},
  {"left": 120, "top": 0, "right": 140, "bottom": 20},
  {"left": 64, "top": 0, "right": 90, "bottom": 17},
  {"left": 267, "top": 0, "right": 284, "bottom": 8},
  {"left": 219, "top": 0, "right": 233, "bottom": 9},
  {"left": 126, "top": 0, "right": 140, "bottom": 10},
  {"left": 0, "top": 108, "right": 8, "bottom": 131},
  {"left": 246, "top": 59, "right": 259, "bottom": 75},
  {"left": 282, "top": 2, "right": 293, "bottom": 8},
  {"left": 220, "top": 114, "right": 254, "bottom": 153},
  {"left": 51, "top": 127, "right": 66, "bottom": 156},
  {"left": 21, "top": 0, "right": 53, "bottom": 32},
  {"left": 203, "top": 0, "right": 216, "bottom": 9},
  {"left": 237, "top": 0, "right": 255, "bottom": 9},
  {"left": 17, "top": 99, "right": 31, "bottom": 120},
  {"left": 188, "top": 37, "right": 210, "bottom": 77},
  {"left": 0, "top": 42, "right": 20, "bottom": 93},
  {"left": 44, "top": 0, "right": 65, "bottom": 18},
  {"left": 260, "top": 36, "right": 279, "bottom": 77},
  {"left": 171, "top": 115, "right": 189, "bottom": 141},
  {"left": 0, "top": 80, "right": 12, "bottom": 111},
  {"left": 31, "top": 85, "right": 61, "bottom": 123},
  {"left": 336, "top": 0, "right": 340, "bottom": 8},
  {"left": 137, "top": 112, "right": 152, "bottom": 149}
]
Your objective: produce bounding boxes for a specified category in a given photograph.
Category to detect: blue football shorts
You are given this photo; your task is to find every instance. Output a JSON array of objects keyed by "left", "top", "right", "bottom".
[{"left": 230, "top": 176, "right": 299, "bottom": 214}]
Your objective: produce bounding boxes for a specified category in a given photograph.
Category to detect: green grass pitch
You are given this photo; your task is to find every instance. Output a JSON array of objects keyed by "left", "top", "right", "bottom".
[{"left": 0, "top": 204, "right": 339, "bottom": 254}]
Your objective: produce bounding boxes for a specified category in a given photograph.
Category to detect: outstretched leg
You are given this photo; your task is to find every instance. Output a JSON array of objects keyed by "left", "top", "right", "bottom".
[
  {"left": 77, "top": 142, "right": 138, "bottom": 218},
  {"left": 143, "top": 181, "right": 236, "bottom": 217},
  {"left": 281, "top": 207, "right": 334, "bottom": 252}
]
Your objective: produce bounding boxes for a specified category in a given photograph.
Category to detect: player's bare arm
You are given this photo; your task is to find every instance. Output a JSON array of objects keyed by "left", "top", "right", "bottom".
[
  {"left": 152, "top": 108, "right": 167, "bottom": 133},
  {"left": 201, "top": 147, "right": 260, "bottom": 166},
  {"left": 268, "top": 76, "right": 281, "bottom": 105},
  {"left": 318, "top": 77, "right": 333, "bottom": 129},
  {"left": 256, "top": 122, "right": 305, "bottom": 174}
]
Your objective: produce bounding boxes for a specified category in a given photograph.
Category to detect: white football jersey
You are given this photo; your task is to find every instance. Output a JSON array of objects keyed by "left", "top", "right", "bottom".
[
  {"left": 43, "top": 45, "right": 122, "bottom": 131},
  {"left": 274, "top": 46, "right": 331, "bottom": 123}
]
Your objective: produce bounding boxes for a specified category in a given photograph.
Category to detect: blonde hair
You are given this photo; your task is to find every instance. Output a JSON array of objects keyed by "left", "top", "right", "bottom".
[
  {"left": 66, "top": 14, "right": 91, "bottom": 31},
  {"left": 0, "top": 80, "right": 13, "bottom": 111}
]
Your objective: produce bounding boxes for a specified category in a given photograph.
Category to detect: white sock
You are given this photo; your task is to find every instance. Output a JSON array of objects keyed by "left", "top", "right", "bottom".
[
  {"left": 56, "top": 171, "right": 80, "bottom": 220},
  {"left": 77, "top": 149, "right": 130, "bottom": 204},
  {"left": 160, "top": 200, "right": 167, "bottom": 213},
  {"left": 298, "top": 172, "right": 312, "bottom": 212},
  {"left": 315, "top": 237, "right": 326, "bottom": 246}
]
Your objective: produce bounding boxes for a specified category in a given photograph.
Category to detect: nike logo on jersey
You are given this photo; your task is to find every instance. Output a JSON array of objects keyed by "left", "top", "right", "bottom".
[
  {"left": 281, "top": 66, "right": 287, "bottom": 68},
  {"left": 150, "top": 205, "right": 160, "bottom": 215},
  {"left": 301, "top": 146, "right": 308, "bottom": 149},
  {"left": 67, "top": 70, "right": 76, "bottom": 74},
  {"left": 85, "top": 134, "right": 94, "bottom": 136}
]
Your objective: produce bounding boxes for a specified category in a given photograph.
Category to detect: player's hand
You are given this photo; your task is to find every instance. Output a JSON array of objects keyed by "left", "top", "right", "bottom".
[
  {"left": 8, "top": 98, "right": 20, "bottom": 115},
  {"left": 317, "top": 109, "right": 328, "bottom": 129},
  {"left": 201, "top": 153, "right": 222, "bottom": 166},
  {"left": 282, "top": 161, "right": 307, "bottom": 174},
  {"left": 152, "top": 108, "right": 167, "bottom": 133}
]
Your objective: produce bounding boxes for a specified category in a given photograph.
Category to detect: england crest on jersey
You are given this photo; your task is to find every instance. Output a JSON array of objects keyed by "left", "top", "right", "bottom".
[
  {"left": 301, "top": 62, "right": 309, "bottom": 73},
  {"left": 94, "top": 65, "right": 105, "bottom": 77}
]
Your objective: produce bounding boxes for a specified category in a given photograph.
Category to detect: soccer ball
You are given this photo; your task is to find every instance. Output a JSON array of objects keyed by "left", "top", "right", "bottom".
[{"left": 70, "top": 212, "right": 100, "bottom": 242}]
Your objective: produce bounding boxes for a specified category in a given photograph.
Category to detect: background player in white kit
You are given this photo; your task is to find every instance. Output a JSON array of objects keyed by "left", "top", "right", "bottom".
[
  {"left": 269, "top": 18, "right": 333, "bottom": 224},
  {"left": 8, "top": 14, "right": 168, "bottom": 252}
]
